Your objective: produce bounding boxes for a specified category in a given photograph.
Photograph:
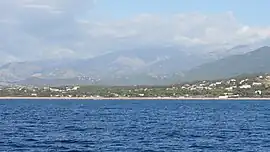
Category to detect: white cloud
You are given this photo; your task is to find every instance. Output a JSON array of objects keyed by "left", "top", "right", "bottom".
[
  {"left": 82, "top": 13, "right": 270, "bottom": 52},
  {"left": 0, "top": 1, "right": 270, "bottom": 64}
]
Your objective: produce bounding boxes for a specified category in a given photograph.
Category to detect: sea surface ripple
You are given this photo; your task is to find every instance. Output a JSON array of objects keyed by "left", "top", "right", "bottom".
[{"left": 1, "top": 99, "right": 270, "bottom": 151}]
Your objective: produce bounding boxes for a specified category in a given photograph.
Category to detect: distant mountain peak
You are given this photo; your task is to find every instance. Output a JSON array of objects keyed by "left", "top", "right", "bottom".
[
  {"left": 256, "top": 46, "right": 270, "bottom": 51},
  {"left": 260, "top": 45, "right": 270, "bottom": 49},
  {"left": 247, "top": 46, "right": 270, "bottom": 55},
  {"left": 0, "top": 46, "right": 210, "bottom": 85},
  {"left": 184, "top": 46, "right": 270, "bottom": 82}
]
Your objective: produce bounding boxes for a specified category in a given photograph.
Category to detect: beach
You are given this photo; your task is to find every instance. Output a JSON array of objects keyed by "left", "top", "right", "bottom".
[{"left": 0, "top": 96, "right": 270, "bottom": 100}]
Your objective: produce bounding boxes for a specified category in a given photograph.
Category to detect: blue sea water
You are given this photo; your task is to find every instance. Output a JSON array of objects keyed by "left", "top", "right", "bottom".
[{"left": 0, "top": 99, "right": 270, "bottom": 152}]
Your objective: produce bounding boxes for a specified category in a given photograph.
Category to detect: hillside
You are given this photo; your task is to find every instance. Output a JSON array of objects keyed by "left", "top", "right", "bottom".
[
  {"left": 0, "top": 47, "right": 210, "bottom": 85},
  {"left": 2, "top": 46, "right": 270, "bottom": 86},
  {"left": 3, "top": 73, "right": 270, "bottom": 98},
  {"left": 183, "top": 46, "right": 270, "bottom": 81}
]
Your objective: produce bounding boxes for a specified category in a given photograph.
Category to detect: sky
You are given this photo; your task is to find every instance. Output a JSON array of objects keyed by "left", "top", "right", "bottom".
[
  {"left": 94, "top": 0, "right": 270, "bottom": 25},
  {"left": 0, "top": 0, "right": 270, "bottom": 63}
]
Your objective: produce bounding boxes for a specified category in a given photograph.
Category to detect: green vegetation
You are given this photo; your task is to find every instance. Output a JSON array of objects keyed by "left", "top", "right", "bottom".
[{"left": 1, "top": 73, "right": 270, "bottom": 98}]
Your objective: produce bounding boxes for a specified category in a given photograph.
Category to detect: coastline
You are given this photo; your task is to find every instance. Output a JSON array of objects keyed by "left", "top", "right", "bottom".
[{"left": 0, "top": 97, "right": 270, "bottom": 100}]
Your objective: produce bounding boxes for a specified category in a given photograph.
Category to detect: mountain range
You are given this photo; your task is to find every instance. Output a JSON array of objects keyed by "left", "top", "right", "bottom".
[
  {"left": 1, "top": 46, "right": 270, "bottom": 86},
  {"left": 182, "top": 46, "right": 270, "bottom": 82},
  {"left": 0, "top": 46, "right": 210, "bottom": 86}
]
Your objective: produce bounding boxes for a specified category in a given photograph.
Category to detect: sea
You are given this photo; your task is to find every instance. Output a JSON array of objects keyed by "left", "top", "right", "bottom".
[{"left": 0, "top": 99, "right": 270, "bottom": 152}]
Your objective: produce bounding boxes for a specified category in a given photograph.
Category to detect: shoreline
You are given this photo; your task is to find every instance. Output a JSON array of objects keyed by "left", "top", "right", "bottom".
[{"left": 0, "top": 97, "right": 270, "bottom": 100}]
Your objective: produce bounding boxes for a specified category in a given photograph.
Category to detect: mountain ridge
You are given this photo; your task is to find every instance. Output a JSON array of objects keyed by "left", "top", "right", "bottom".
[
  {"left": 0, "top": 46, "right": 210, "bottom": 85},
  {"left": 1, "top": 46, "right": 270, "bottom": 86},
  {"left": 182, "top": 46, "right": 270, "bottom": 82}
]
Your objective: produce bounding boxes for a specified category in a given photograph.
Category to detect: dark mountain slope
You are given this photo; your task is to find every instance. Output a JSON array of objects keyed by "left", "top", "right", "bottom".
[{"left": 183, "top": 46, "right": 270, "bottom": 81}]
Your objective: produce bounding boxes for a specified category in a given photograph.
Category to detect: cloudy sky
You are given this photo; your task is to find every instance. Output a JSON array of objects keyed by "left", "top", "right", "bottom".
[{"left": 0, "top": 0, "right": 270, "bottom": 63}]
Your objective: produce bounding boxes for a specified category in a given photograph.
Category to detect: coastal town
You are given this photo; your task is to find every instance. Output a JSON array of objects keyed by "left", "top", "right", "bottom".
[{"left": 1, "top": 74, "right": 270, "bottom": 99}]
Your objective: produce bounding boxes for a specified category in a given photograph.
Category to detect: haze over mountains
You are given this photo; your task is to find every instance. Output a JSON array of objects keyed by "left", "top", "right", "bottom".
[
  {"left": 183, "top": 46, "right": 270, "bottom": 82},
  {"left": 0, "top": 46, "right": 210, "bottom": 85},
  {"left": 0, "top": 45, "right": 270, "bottom": 86}
]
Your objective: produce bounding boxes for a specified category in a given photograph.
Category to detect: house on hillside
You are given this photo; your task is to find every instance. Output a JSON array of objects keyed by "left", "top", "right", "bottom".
[
  {"left": 239, "top": 84, "right": 252, "bottom": 89},
  {"left": 252, "top": 82, "right": 262, "bottom": 86}
]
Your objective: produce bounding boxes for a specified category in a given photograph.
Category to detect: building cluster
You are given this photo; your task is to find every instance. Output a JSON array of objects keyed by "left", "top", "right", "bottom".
[
  {"left": 0, "top": 85, "right": 81, "bottom": 97},
  {"left": 177, "top": 75, "right": 270, "bottom": 98},
  {"left": 0, "top": 74, "right": 270, "bottom": 98}
]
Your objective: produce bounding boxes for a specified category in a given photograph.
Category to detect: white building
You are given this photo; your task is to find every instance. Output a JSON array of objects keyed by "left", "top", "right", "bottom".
[
  {"left": 138, "top": 94, "right": 145, "bottom": 97},
  {"left": 225, "top": 86, "right": 237, "bottom": 91},
  {"left": 252, "top": 82, "right": 262, "bottom": 86},
  {"left": 215, "top": 82, "right": 222, "bottom": 85},
  {"left": 219, "top": 96, "right": 228, "bottom": 99},
  {"left": 239, "top": 84, "right": 252, "bottom": 89},
  {"left": 209, "top": 83, "right": 216, "bottom": 87},
  {"left": 50, "top": 88, "right": 60, "bottom": 92},
  {"left": 31, "top": 93, "right": 37, "bottom": 97},
  {"left": 255, "top": 90, "right": 262, "bottom": 95}
]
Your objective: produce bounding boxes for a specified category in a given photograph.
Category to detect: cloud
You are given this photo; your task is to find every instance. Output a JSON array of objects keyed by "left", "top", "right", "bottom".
[
  {"left": 0, "top": 1, "right": 270, "bottom": 64},
  {"left": 81, "top": 12, "right": 270, "bottom": 53},
  {"left": 0, "top": 0, "right": 95, "bottom": 63}
]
